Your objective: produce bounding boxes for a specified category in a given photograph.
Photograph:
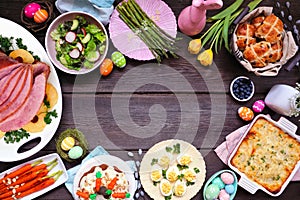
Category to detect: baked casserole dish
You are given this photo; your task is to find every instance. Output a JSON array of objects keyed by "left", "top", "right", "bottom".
[{"left": 229, "top": 115, "right": 300, "bottom": 196}]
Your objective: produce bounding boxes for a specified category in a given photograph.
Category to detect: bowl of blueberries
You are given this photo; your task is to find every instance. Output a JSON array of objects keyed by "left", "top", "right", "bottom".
[{"left": 230, "top": 76, "right": 255, "bottom": 102}]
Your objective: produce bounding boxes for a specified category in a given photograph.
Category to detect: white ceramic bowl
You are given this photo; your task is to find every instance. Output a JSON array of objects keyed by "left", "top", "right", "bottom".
[
  {"left": 45, "top": 11, "right": 109, "bottom": 75},
  {"left": 230, "top": 76, "right": 255, "bottom": 102}
]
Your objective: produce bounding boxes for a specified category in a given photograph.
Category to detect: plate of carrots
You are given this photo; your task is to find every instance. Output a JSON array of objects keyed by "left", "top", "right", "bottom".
[{"left": 0, "top": 153, "right": 68, "bottom": 200}]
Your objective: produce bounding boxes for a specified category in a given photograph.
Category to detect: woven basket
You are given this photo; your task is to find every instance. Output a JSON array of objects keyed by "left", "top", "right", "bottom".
[{"left": 21, "top": 0, "right": 55, "bottom": 32}]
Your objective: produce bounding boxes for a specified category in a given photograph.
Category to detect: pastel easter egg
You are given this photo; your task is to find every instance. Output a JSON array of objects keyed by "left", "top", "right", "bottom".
[
  {"left": 111, "top": 51, "right": 126, "bottom": 68},
  {"left": 212, "top": 177, "right": 225, "bottom": 189},
  {"left": 238, "top": 107, "right": 254, "bottom": 121},
  {"left": 61, "top": 136, "right": 75, "bottom": 151},
  {"left": 252, "top": 100, "right": 265, "bottom": 113},
  {"left": 24, "top": 3, "right": 41, "bottom": 18},
  {"left": 205, "top": 184, "right": 220, "bottom": 200},
  {"left": 34, "top": 9, "right": 48, "bottom": 23},
  {"left": 68, "top": 146, "right": 83, "bottom": 159},
  {"left": 225, "top": 184, "right": 235, "bottom": 195},
  {"left": 219, "top": 189, "right": 230, "bottom": 200},
  {"left": 220, "top": 172, "right": 234, "bottom": 185}
]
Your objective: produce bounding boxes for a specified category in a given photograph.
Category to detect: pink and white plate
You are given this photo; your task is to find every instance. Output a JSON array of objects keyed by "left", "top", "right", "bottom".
[{"left": 109, "top": 0, "right": 177, "bottom": 60}]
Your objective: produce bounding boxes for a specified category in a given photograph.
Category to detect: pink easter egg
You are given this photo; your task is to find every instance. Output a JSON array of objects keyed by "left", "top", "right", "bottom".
[
  {"left": 252, "top": 100, "right": 265, "bottom": 113},
  {"left": 220, "top": 172, "right": 234, "bottom": 184},
  {"left": 238, "top": 107, "right": 254, "bottom": 121},
  {"left": 24, "top": 3, "right": 41, "bottom": 18},
  {"left": 219, "top": 189, "right": 230, "bottom": 200}
]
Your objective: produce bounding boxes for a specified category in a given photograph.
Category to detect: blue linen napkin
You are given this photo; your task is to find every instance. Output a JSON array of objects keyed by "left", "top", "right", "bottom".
[
  {"left": 65, "top": 146, "right": 137, "bottom": 198},
  {"left": 55, "top": 0, "right": 115, "bottom": 25}
]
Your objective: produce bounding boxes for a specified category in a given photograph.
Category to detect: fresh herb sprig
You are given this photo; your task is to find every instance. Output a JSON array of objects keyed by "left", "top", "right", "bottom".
[
  {"left": 44, "top": 110, "right": 58, "bottom": 124},
  {"left": 4, "top": 129, "right": 30, "bottom": 144}
]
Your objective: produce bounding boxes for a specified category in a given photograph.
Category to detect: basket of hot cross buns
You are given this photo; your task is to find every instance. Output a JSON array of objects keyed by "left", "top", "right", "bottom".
[{"left": 232, "top": 7, "right": 298, "bottom": 76}]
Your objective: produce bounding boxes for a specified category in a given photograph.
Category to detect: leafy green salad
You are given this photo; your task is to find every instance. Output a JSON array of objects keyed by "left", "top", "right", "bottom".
[{"left": 50, "top": 15, "right": 106, "bottom": 70}]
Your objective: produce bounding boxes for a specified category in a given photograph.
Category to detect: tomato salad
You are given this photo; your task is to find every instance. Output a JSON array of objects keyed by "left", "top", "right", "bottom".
[{"left": 50, "top": 16, "right": 106, "bottom": 70}]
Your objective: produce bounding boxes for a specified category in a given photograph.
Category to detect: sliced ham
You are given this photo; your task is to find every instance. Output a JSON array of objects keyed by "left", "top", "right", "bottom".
[
  {"left": 0, "top": 71, "right": 47, "bottom": 132},
  {"left": 0, "top": 54, "right": 22, "bottom": 79},
  {"left": 32, "top": 61, "right": 50, "bottom": 78},
  {"left": 0, "top": 66, "right": 24, "bottom": 106},
  {"left": 0, "top": 66, "right": 33, "bottom": 121}
]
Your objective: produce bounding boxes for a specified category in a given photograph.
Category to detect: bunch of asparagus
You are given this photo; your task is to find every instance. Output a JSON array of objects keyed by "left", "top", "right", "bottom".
[{"left": 116, "top": 0, "right": 177, "bottom": 63}]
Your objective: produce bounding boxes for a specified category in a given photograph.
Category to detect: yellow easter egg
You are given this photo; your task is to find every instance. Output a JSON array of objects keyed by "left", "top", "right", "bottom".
[
  {"left": 61, "top": 136, "right": 76, "bottom": 151},
  {"left": 238, "top": 107, "right": 254, "bottom": 121},
  {"left": 34, "top": 9, "right": 48, "bottom": 23}
]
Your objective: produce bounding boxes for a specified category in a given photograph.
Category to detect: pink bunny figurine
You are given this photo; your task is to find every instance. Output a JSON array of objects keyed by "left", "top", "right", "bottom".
[{"left": 178, "top": 0, "right": 223, "bottom": 36}]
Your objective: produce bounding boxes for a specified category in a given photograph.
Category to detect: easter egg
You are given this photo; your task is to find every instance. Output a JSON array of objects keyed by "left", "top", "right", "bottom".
[
  {"left": 238, "top": 106, "right": 254, "bottom": 121},
  {"left": 205, "top": 184, "right": 220, "bottom": 200},
  {"left": 219, "top": 189, "right": 230, "bottom": 200},
  {"left": 34, "top": 9, "right": 48, "bottom": 23},
  {"left": 100, "top": 58, "right": 113, "bottom": 76},
  {"left": 68, "top": 146, "right": 83, "bottom": 159},
  {"left": 61, "top": 136, "right": 75, "bottom": 151},
  {"left": 220, "top": 172, "right": 234, "bottom": 185},
  {"left": 212, "top": 177, "right": 225, "bottom": 189},
  {"left": 225, "top": 184, "right": 235, "bottom": 195},
  {"left": 24, "top": 3, "right": 41, "bottom": 18},
  {"left": 111, "top": 51, "right": 126, "bottom": 68},
  {"left": 252, "top": 100, "right": 265, "bottom": 113}
]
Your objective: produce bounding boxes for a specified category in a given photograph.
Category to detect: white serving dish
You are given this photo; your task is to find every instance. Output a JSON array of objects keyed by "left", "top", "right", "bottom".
[
  {"left": 73, "top": 155, "right": 137, "bottom": 200},
  {"left": 0, "top": 17, "right": 62, "bottom": 162},
  {"left": 228, "top": 114, "right": 300, "bottom": 196},
  {"left": 0, "top": 153, "right": 68, "bottom": 199}
]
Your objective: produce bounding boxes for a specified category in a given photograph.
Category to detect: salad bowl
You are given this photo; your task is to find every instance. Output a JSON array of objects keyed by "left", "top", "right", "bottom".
[{"left": 45, "top": 11, "right": 109, "bottom": 75}]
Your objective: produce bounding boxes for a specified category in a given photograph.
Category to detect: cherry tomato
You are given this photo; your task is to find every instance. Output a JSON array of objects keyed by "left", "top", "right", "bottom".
[{"left": 100, "top": 58, "right": 113, "bottom": 76}]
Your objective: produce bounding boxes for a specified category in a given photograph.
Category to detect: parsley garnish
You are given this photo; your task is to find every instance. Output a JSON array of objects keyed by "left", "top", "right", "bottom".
[
  {"left": 16, "top": 38, "right": 40, "bottom": 61},
  {"left": 166, "top": 146, "right": 172, "bottom": 152},
  {"left": 165, "top": 195, "right": 172, "bottom": 200},
  {"left": 177, "top": 164, "right": 189, "bottom": 171},
  {"left": 151, "top": 158, "right": 158, "bottom": 166},
  {"left": 43, "top": 98, "right": 50, "bottom": 108},
  {"left": 153, "top": 181, "right": 160, "bottom": 186},
  {"left": 162, "top": 169, "right": 167, "bottom": 179},
  {"left": 186, "top": 181, "right": 195, "bottom": 186},
  {"left": 177, "top": 174, "right": 184, "bottom": 181},
  {"left": 0, "top": 35, "right": 13, "bottom": 53},
  {"left": 173, "top": 143, "right": 180, "bottom": 154},
  {"left": 44, "top": 110, "right": 58, "bottom": 124},
  {"left": 194, "top": 167, "right": 200, "bottom": 174},
  {"left": 4, "top": 129, "right": 30, "bottom": 144}
]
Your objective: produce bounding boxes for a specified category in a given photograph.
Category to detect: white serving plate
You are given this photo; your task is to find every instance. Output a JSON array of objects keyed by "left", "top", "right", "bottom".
[
  {"left": 228, "top": 114, "right": 300, "bottom": 196},
  {"left": 73, "top": 155, "right": 137, "bottom": 200},
  {"left": 0, "top": 17, "right": 62, "bottom": 162},
  {"left": 0, "top": 153, "right": 68, "bottom": 199}
]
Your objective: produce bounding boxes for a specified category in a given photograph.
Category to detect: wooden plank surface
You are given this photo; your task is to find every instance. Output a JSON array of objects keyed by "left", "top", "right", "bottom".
[{"left": 0, "top": 0, "right": 300, "bottom": 199}]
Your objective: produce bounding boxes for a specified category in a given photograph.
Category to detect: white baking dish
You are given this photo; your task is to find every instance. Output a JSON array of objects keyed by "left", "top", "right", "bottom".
[{"left": 228, "top": 114, "right": 300, "bottom": 196}]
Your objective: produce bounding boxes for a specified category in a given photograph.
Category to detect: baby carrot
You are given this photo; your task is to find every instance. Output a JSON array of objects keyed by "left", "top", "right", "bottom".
[
  {"left": 2, "top": 171, "right": 63, "bottom": 200},
  {"left": 107, "top": 177, "right": 118, "bottom": 190},
  {"left": 76, "top": 190, "right": 90, "bottom": 199},
  {"left": 1, "top": 160, "right": 42, "bottom": 181},
  {"left": 112, "top": 192, "right": 130, "bottom": 198}
]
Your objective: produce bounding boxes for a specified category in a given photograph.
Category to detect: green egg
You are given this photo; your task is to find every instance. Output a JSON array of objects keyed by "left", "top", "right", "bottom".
[
  {"left": 68, "top": 146, "right": 83, "bottom": 159},
  {"left": 212, "top": 177, "right": 225, "bottom": 189},
  {"left": 111, "top": 51, "right": 126, "bottom": 68},
  {"left": 205, "top": 184, "right": 220, "bottom": 200}
]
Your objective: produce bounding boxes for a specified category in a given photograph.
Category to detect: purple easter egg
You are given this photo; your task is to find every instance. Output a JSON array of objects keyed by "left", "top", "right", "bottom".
[
  {"left": 220, "top": 172, "right": 234, "bottom": 185},
  {"left": 252, "top": 100, "right": 265, "bottom": 113}
]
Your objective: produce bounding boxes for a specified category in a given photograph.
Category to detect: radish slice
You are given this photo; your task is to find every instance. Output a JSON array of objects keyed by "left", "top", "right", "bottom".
[
  {"left": 81, "top": 28, "right": 86, "bottom": 36},
  {"left": 69, "top": 48, "right": 80, "bottom": 59},
  {"left": 76, "top": 42, "right": 83, "bottom": 52},
  {"left": 65, "top": 31, "right": 76, "bottom": 43}
]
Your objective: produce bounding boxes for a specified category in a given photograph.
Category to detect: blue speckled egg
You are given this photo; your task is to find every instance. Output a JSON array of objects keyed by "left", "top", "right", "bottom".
[
  {"left": 225, "top": 184, "right": 235, "bottom": 195},
  {"left": 205, "top": 184, "right": 220, "bottom": 200},
  {"left": 212, "top": 177, "right": 225, "bottom": 189},
  {"left": 68, "top": 146, "right": 83, "bottom": 159}
]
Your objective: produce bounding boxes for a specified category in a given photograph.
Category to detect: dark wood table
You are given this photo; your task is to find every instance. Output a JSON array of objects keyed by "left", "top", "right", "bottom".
[{"left": 1, "top": 0, "right": 300, "bottom": 199}]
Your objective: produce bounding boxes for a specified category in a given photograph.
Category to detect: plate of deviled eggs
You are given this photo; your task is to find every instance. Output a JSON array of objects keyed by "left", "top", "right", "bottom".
[{"left": 139, "top": 139, "right": 206, "bottom": 200}]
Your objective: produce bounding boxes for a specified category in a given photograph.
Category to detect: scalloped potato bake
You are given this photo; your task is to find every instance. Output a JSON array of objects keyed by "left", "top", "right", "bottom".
[{"left": 231, "top": 118, "right": 300, "bottom": 193}]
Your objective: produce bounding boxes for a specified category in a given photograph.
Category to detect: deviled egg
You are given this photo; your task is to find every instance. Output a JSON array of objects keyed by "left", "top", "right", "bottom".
[
  {"left": 166, "top": 165, "right": 180, "bottom": 182},
  {"left": 177, "top": 154, "right": 192, "bottom": 166},
  {"left": 158, "top": 155, "right": 171, "bottom": 169},
  {"left": 150, "top": 168, "right": 163, "bottom": 182},
  {"left": 173, "top": 180, "right": 187, "bottom": 197},
  {"left": 183, "top": 168, "right": 197, "bottom": 183},
  {"left": 160, "top": 179, "right": 172, "bottom": 196}
]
